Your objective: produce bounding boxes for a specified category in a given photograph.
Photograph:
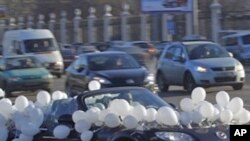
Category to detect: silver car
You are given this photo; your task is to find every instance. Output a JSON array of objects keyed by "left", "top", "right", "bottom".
[{"left": 156, "top": 41, "right": 245, "bottom": 92}]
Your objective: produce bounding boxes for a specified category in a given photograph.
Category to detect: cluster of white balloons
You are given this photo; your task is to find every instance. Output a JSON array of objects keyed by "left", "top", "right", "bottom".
[
  {"left": 0, "top": 89, "right": 68, "bottom": 141},
  {"left": 179, "top": 87, "right": 250, "bottom": 126}
]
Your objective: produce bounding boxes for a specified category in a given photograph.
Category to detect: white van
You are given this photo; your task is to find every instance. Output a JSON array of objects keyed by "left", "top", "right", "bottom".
[
  {"left": 221, "top": 31, "right": 250, "bottom": 63},
  {"left": 2, "top": 29, "right": 64, "bottom": 78}
]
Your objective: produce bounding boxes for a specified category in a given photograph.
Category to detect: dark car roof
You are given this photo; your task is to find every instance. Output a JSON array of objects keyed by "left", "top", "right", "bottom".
[{"left": 79, "top": 51, "right": 127, "bottom": 57}]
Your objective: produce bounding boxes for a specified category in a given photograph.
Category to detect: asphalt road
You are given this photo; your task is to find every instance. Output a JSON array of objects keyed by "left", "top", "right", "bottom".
[{"left": 9, "top": 65, "right": 250, "bottom": 111}]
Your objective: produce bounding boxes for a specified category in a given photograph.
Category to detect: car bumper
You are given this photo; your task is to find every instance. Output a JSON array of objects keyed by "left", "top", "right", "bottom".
[
  {"left": 192, "top": 70, "right": 245, "bottom": 86},
  {"left": 6, "top": 79, "right": 52, "bottom": 92}
]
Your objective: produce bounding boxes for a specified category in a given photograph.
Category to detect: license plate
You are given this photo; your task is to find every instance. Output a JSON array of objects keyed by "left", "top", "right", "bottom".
[{"left": 217, "top": 72, "right": 235, "bottom": 77}]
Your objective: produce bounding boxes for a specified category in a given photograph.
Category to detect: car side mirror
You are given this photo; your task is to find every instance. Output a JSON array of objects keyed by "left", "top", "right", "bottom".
[
  {"left": 75, "top": 64, "right": 86, "bottom": 72},
  {"left": 228, "top": 52, "right": 233, "bottom": 57}
]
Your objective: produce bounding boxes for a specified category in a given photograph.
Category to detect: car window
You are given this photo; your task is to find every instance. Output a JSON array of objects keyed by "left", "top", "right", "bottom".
[
  {"left": 242, "top": 35, "right": 250, "bottom": 44},
  {"left": 5, "top": 56, "right": 42, "bottom": 70},
  {"left": 187, "top": 43, "right": 230, "bottom": 60},
  {"left": 133, "top": 43, "right": 148, "bottom": 49},
  {"left": 164, "top": 47, "right": 175, "bottom": 59},
  {"left": 88, "top": 54, "right": 140, "bottom": 71},
  {"left": 224, "top": 37, "right": 238, "bottom": 46},
  {"left": 24, "top": 38, "right": 58, "bottom": 53}
]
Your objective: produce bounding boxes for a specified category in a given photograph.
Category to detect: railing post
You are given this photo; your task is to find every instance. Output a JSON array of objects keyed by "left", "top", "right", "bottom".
[
  {"left": 37, "top": 14, "right": 45, "bottom": 29},
  {"left": 103, "top": 5, "right": 113, "bottom": 42},
  {"left": 27, "top": 15, "right": 34, "bottom": 29},
  {"left": 88, "top": 7, "right": 97, "bottom": 43},
  {"left": 18, "top": 17, "right": 25, "bottom": 29},
  {"left": 73, "top": 9, "right": 83, "bottom": 43},
  {"left": 210, "top": 0, "right": 222, "bottom": 43},
  {"left": 9, "top": 17, "right": 16, "bottom": 30},
  {"left": 121, "top": 3, "right": 130, "bottom": 41},
  {"left": 60, "top": 11, "right": 68, "bottom": 44},
  {"left": 140, "top": 14, "right": 149, "bottom": 41},
  {"left": 49, "top": 13, "right": 56, "bottom": 34}
]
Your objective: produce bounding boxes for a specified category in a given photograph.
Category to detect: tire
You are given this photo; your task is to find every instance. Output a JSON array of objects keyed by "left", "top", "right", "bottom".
[
  {"left": 56, "top": 74, "right": 62, "bottom": 78},
  {"left": 156, "top": 73, "right": 169, "bottom": 92},
  {"left": 3, "top": 82, "right": 12, "bottom": 97},
  {"left": 232, "top": 83, "right": 243, "bottom": 90},
  {"left": 184, "top": 72, "right": 196, "bottom": 93}
]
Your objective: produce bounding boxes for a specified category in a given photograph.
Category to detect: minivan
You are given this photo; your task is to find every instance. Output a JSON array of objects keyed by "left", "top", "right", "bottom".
[
  {"left": 2, "top": 29, "right": 64, "bottom": 78},
  {"left": 221, "top": 32, "right": 250, "bottom": 63}
]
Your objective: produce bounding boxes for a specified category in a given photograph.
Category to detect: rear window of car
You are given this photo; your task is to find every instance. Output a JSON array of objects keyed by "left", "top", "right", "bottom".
[
  {"left": 224, "top": 37, "right": 238, "bottom": 46},
  {"left": 242, "top": 35, "right": 250, "bottom": 44}
]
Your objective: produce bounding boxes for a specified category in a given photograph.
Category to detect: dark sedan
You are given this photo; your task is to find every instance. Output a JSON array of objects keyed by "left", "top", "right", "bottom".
[
  {"left": 65, "top": 52, "right": 153, "bottom": 96},
  {"left": 42, "top": 87, "right": 230, "bottom": 141}
]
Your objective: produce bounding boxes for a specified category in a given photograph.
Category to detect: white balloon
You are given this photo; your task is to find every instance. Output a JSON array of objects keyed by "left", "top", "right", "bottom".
[
  {"left": 86, "top": 107, "right": 100, "bottom": 123},
  {"left": 108, "top": 99, "right": 122, "bottom": 115},
  {"left": 15, "top": 96, "right": 29, "bottom": 112},
  {"left": 238, "top": 109, "right": 250, "bottom": 125},
  {"left": 192, "top": 111, "right": 204, "bottom": 124},
  {"left": 0, "top": 89, "right": 5, "bottom": 97},
  {"left": 227, "top": 97, "right": 244, "bottom": 114},
  {"left": 130, "top": 105, "right": 147, "bottom": 121},
  {"left": 75, "top": 119, "right": 91, "bottom": 133},
  {"left": 29, "top": 108, "right": 44, "bottom": 127},
  {"left": 116, "top": 99, "right": 131, "bottom": 116},
  {"left": 191, "top": 87, "right": 206, "bottom": 104},
  {"left": 104, "top": 113, "right": 120, "bottom": 128},
  {"left": 94, "top": 121, "right": 104, "bottom": 127},
  {"left": 214, "top": 104, "right": 224, "bottom": 112},
  {"left": 180, "top": 98, "right": 194, "bottom": 112},
  {"left": 53, "top": 125, "right": 71, "bottom": 139},
  {"left": 0, "top": 98, "right": 12, "bottom": 105},
  {"left": 220, "top": 109, "right": 233, "bottom": 124},
  {"left": 199, "top": 101, "right": 214, "bottom": 120},
  {"left": 21, "top": 122, "right": 40, "bottom": 136},
  {"left": 72, "top": 110, "right": 87, "bottom": 123},
  {"left": 145, "top": 108, "right": 157, "bottom": 122},
  {"left": 180, "top": 112, "right": 192, "bottom": 126},
  {"left": 80, "top": 131, "right": 93, "bottom": 141},
  {"left": 0, "top": 100, "right": 13, "bottom": 119},
  {"left": 0, "top": 114, "right": 7, "bottom": 127},
  {"left": 216, "top": 91, "right": 230, "bottom": 107},
  {"left": 211, "top": 107, "right": 220, "bottom": 122},
  {"left": 157, "top": 107, "right": 179, "bottom": 126},
  {"left": 99, "top": 109, "right": 111, "bottom": 122},
  {"left": 36, "top": 91, "right": 51, "bottom": 106},
  {"left": 19, "top": 134, "right": 33, "bottom": 141},
  {"left": 52, "top": 91, "right": 64, "bottom": 100},
  {"left": 123, "top": 115, "right": 138, "bottom": 129},
  {"left": 0, "top": 126, "right": 8, "bottom": 141},
  {"left": 88, "top": 80, "right": 101, "bottom": 91}
]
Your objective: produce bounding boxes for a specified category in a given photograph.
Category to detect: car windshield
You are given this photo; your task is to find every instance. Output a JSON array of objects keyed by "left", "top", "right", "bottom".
[
  {"left": 24, "top": 38, "right": 58, "bottom": 53},
  {"left": 5, "top": 57, "right": 41, "bottom": 70},
  {"left": 88, "top": 54, "right": 140, "bottom": 71},
  {"left": 83, "top": 88, "right": 170, "bottom": 110},
  {"left": 185, "top": 42, "right": 230, "bottom": 60}
]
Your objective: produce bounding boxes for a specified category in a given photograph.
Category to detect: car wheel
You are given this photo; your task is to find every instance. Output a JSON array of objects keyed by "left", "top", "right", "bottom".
[
  {"left": 232, "top": 83, "right": 243, "bottom": 90},
  {"left": 3, "top": 82, "right": 12, "bottom": 97},
  {"left": 156, "top": 73, "right": 169, "bottom": 92},
  {"left": 56, "top": 74, "right": 62, "bottom": 78},
  {"left": 184, "top": 72, "right": 196, "bottom": 93}
]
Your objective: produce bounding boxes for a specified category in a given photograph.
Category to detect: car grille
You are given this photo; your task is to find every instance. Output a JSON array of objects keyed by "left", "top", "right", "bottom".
[
  {"left": 211, "top": 66, "right": 235, "bottom": 71},
  {"left": 214, "top": 76, "right": 236, "bottom": 82}
]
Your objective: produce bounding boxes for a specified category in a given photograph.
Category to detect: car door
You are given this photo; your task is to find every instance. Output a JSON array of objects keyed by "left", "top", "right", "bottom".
[
  {"left": 159, "top": 46, "right": 175, "bottom": 84},
  {"left": 171, "top": 46, "right": 186, "bottom": 85},
  {"left": 67, "top": 56, "right": 89, "bottom": 90}
]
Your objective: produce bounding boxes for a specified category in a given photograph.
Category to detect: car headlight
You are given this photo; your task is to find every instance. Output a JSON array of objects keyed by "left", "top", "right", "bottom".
[
  {"left": 196, "top": 66, "right": 207, "bottom": 73},
  {"left": 236, "top": 61, "right": 244, "bottom": 71},
  {"left": 93, "top": 77, "right": 111, "bottom": 84},
  {"left": 55, "top": 61, "right": 63, "bottom": 66},
  {"left": 155, "top": 132, "right": 195, "bottom": 141},
  {"left": 42, "top": 74, "right": 53, "bottom": 79},
  {"left": 144, "top": 73, "right": 155, "bottom": 83}
]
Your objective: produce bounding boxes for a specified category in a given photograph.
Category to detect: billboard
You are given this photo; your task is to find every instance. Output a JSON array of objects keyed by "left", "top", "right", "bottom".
[{"left": 141, "top": 0, "right": 193, "bottom": 13}]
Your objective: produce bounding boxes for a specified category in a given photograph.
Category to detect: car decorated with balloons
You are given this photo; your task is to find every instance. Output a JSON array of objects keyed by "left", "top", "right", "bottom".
[{"left": 0, "top": 83, "right": 249, "bottom": 141}]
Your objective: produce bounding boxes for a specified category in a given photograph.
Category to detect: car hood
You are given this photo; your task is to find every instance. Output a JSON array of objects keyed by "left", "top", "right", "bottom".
[
  {"left": 6, "top": 68, "right": 49, "bottom": 77},
  {"left": 189, "top": 57, "right": 238, "bottom": 68},
  {"left": 92, "top": 68, "right": 146, "bottom": 82}
]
